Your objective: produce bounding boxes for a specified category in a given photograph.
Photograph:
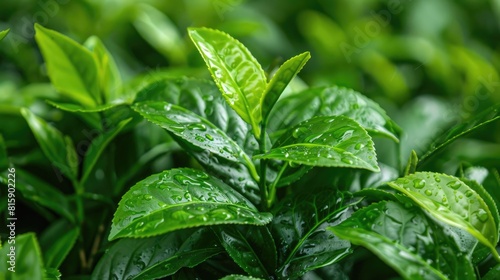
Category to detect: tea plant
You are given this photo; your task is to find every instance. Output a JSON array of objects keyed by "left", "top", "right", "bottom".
[{"left": 1, "top": 24, "right": 500, "bottom": 280}]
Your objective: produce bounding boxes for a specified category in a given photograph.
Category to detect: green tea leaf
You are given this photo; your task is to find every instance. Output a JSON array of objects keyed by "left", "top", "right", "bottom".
[
  {"left": 34, "top": 24, "right": 100, "bottom": 107},
  {"left": 213, "top": 225, "right": 276, "bottom": 278},
  {"left": 403, "top": 150, "right": 418, "bottom": 176},
  {"left": 387, "top": 172, "right": 499, "bottom": 258},
  {"left": 44, "top": 268, "right": 61, "bottom": 280},
  {"left": 262, "top": 52, "right": 310, "bottom": 121},
  {"left": 134, "top": 78, "right": 261, "bottom": 204},
  {"left": 483, "top": 263, "right": 500, "bottom": 280},
  {"left": 0, "top": 134, "right": 7, "bottom": 171},
  {"left": 0, "top": 233, "right": 44, "bottom": 280},
  {"left": 188, "top": 27, "right": 267, "bottom": 137},
  {"left": 419, "top": 104, "right": 500, "bottom": 165},
  {"left": 272, "top": 190, "right": 359, "bottom": 279},
  {"left": 330, "top": 201, "right": 475, "bottom": 279},
  {"left": 0, "top": 29, "right": 9, "bottom": 41},
  {"left": 81, "top": 118, "right": 131, "bottom": 186},
  {"left": 84, "top": 36, "right": 123, "bottom": 103},
  {"left": 109, "top": 168, "right": 272, "bottom": 240},
  {"left": 256, "top": 116, "right": 379, "bottom": 172},
  {"left": 269, "top": 86, "right": 401, "bottom": 142},
  {"left": 220, "top": 276, "right": 264, "bottom": 280},
  {"left": 460, "top": 178, "right": 500, "bottom": 235},
  {"left": 93, "top": 228, "right": 222, "bottom": 279},
  {"left": 20, "top": 108, "right": 78, "bottom": 181}
]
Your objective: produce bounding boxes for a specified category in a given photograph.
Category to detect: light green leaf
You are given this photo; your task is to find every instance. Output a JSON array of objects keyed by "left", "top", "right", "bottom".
[
  {"left": 81, "top": 118, "right": 131, "bottom": 186},
  {"left": 269, "top": 86, "right": 401, "bottom": 142},
  {"left": 93, "top": 228, "right": 222, "bottom": 280},
  {"left": 44, "top": 268, "right": 61, "bottom": 280},
  {"left": 419, "top": 104, "right": 500, "bottom": 165},
  {"left": 330, "top": 201, "right": 475, "bottom": 280},
  {"left": 213, "top": 226, "right": 276, "bottom": 278},
  {"left": 133, "top": 4, "right": 185, "bottom": 65},
  {"left": 109, "top": 168, "right": 272, "bottom": 240},
  {"left": 262, "top": 52, "right": 310, "bottom": 120},
  {"left": 34, "top": 24, "right": 99, "bottom": 107},
  {"left": 0, "top": 29, "right": 9, "bottom": 41},
  {"left": 403, "top": 150, "right": 418, "bottom": 176},
  {"left": 188, "top": 27, "right": 267, "bottom": 138},
  {"left": 387, "top": 172, "right": 499, "bottom": 259},
  {"left": 255, "top": 116, "right": 379, "bottom": 172},
  {"left": 84, "top": 36, "right": 123, "bottom": 103},
  {"left": 46, "top": 100, "right": 124, "bottom": 112},
  {"left": 0, "top": 233, "right": 44, "bottom": 280},
  {"left": 20, "top": 108, "right": 78, "bottom": 181}
]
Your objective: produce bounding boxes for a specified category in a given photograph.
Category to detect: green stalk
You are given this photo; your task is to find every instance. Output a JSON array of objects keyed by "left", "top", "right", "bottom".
[
  {"left": 258, "top": 122, "right": 269, "bottom": 211},
  {"left": 267, "top": 162, "right": 288, "bottom": 208}
]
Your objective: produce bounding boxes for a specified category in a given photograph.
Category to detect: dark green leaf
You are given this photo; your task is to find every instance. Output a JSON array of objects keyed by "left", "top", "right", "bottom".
[
  {"left": 0, "top": 169, "right": 74, "bottom": 222},
  {"left": 262, "top": 52, "right": 310, "bottom": 120},
  {"left": 132, "top": 100, "right": 260, "bottom": 203},
  {"left": 44, "top": 268, "right": 61, "bottom": 280},
  {"left": 330, "top": 201, "right": 475, "bottom": 279},
  {"left": 81, "top": 118, "right": 131, "bottom": 186},
  {"left": 219, "top": 275, "right": 264, "bottom": 280},
  {"left": 34, "top": 24, "right": 99, "bottom": 107},
  {"left": 188, "top": 27, "right": 267, "bottom": 137},
  {"left": 93, "top": 228, "right": 222, "bottom": 280},
  {"left": 387, "top": 172, "right": 499, "bottom": 258},
  {"left": 84, "top": 36, "right": 123, "bottom": 103},
  {"left": 269, "top": 86, "right": 401, "bottom": 142},
  {"left": 419, "top": 104, "right": 500, "bottom": 165},
  {"left": 483, "top": 263, "right": 500, "bottom": 280},
  {"left": 404, "top": 150, "right": 418, "bottom": 175},
  {"left": 256, "top": 116, "right": 379, "bottom": 172},
  {"left": 213, "top": 225, "right": 276, "bottom": 278},
  {"left": 20, "top": 108, "right": 78, "bottom": 181},
  {"left": 109, "top": 168, "right": 272, "bottom": 240},
  {"left": 272, "top": 189, "right": 359, "bottom": 279},
  {"left": 0, "top": 134, "right": 8, "bottom": 171},
  {"left": 0, "top": 233, "right": 44, "bottom": 280},
  {"left": 0, "top": 29, "right": 9, "bottom": 41}
]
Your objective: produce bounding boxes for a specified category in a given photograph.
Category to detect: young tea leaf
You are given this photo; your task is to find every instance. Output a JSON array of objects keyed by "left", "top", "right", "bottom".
[
  {"left": 387, "top": 172, "right": 499, "bottom": 259},
  {"left": 268, "top": 86, "right": 401, "bottom": 142},
  {"left": 188, "top": 27, "right": 267, "bottom": 137},
  {"left": 330, "top": 201, "right": 475, "bottom": 279},
  {"left": 84, "top": 36, "right": 123, "bottom": 103},
  {"left": 109, "top": 168, "right": 272, "bottom": 240},
  {"left": 255, "top": 116, "right": 379, "bottom": 172},
  {"left": 40, "top": 222, "right": 79, "bottom": 268},
  {"left": 93, "top": 228, "right": 222, "bottom": 280},
  {"left": 20, "top": 108, "right": 78, "bottom": 181},
  {"left": 0, "top": 29, "right": 9, "bottom": 41},
  {"left": 34, "top": 24, "right": 100, "bottom": 107},
  {"left": 403, "top": 150, "right": 418, "bottom": 175},
  {"left": 262, "top": 52, "right": 310, "bottom": 121}
]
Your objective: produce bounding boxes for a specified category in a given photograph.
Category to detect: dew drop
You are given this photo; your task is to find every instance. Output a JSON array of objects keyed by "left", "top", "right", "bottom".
[
  {"left": 292, "top": 127, "right": 308, "bottom": 138},
  {"left": 465, "top": 190, "right": 473, "bottom": 197},
  {"left": 447, "top": 181, "right": 461, "bottom": 190},
  {"left": 195, "top": 135, "right": 206, "bottom": 142},
  {"left": 341, "top": 157, "right": 353, "bottom": 164},
  {"left": 355, "top": 143, "right": 364, "bottom": 150},
  {"left": 413, "top": 179, "right": 426, "bottom": 189},
  {"left": 285, "top": 152, "right": 290, "bottom": 158},
  {"left": 476, "top": 209, "right": 489, "bottom": 222},
  {"left": 205, "top": 134, "right": 214, "bottom": 141},
  {"left": 424, "top": 189, "right": 432, "bottom": 196},
  {"left": 187, "top": 123, "right": 207, "bottom": 131},
  {"left": 143, "top": 194, "right": 153, "bottom": 201}
]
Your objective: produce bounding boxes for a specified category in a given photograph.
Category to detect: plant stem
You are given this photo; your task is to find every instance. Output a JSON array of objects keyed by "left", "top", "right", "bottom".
[
  {"left": 267, "top": 162, "right": 288, "bottom": 208},
  {"left": 258, "top": 122, "right": 268, "bottom": 211}
]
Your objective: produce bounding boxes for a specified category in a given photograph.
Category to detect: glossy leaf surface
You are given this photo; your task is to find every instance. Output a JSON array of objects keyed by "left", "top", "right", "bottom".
[
  {"left": 268, "top": 86, "right": 401, "bottom": 142},
  {"left": 387, "top": 172, "right": 498, "bottom": 255},
  {"left": 34, "top": 24, "right": 99, "bottom": 107},
  {"left": 213, "top": 225, "right": 276, "bottom": 278},
  {"left": 262, "top": 52, "right": 310, "bottom": 120},
  {"left": 42, "top": 225, "right": 79, "bottom": 268},
  {"left": 20, "top": 108, "right": 78, "bottom": 181},
  {"left": 109, "top": 168, "right": 272, "bottom": 240},
  {"left": 256, "top": 116, "right": 379, "bottom": 172},
  {"left": 93, "top": 228, "right": 222, "bottom": 279},
  {"left": 272, "top": 190, "right": 358, "bottom": 279},
  {"left": 188, "top": 27, "right": 267, "bottom": 137},
  {"left": 330, "top": 201, "right": 475, "bottom": 279}
]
